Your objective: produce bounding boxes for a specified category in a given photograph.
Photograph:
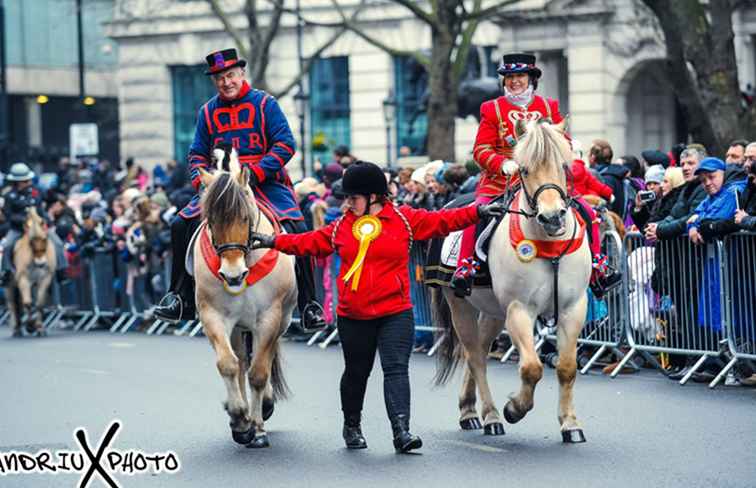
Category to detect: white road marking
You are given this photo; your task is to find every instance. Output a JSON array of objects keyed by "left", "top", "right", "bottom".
[
  {"left": 440, "top": 439, "right": 508, "bottom": 453},
  {"left": 108, "top": 342, "right": 136, "bottom": 348}
]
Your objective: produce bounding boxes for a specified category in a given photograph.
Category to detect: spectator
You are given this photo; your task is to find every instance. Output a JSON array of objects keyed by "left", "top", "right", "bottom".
[
  {"left": 646, "top": 146, "right": 708, "bottom": 242},
  {"left": 725, "top": 139, "right": 748, "bottom": 166},
  {"left": 295, "top": 177, "right": 327, "bottom": 231},
  {"left": 571, "top": 157, "right": 613, "bottom": 201},
  {"left": 689, "top": 158, "right": 747, "bottom": 243},
  {"left": 734, "top": 146, "right": 756, "bottom": 231},
  {"left": 617, "top": 155, "right": 646, "bottom": 228},
  {"left": 590, "top": 139, "right": 628, "bottom": 216},
  {"left": 333, "top": 145, "right": 355, "bottom": 169},
  {"left": 642, "top": 149, "right": 670, "bottom": 169},
  {"left": 630, "top": 165, "right": 665, "bottom": 230},
  {"left": 441, "top": 164, "right": 470, "bottom": 201},
  {"left": 322, "top": 162, "right": 344, "bottom": 190}
]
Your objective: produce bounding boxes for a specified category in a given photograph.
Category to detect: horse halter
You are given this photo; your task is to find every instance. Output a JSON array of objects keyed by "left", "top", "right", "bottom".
[
  {"left": 517, "top": 163, "right": 574, "bottom": 219},
  {"left": 209, "top": 207, "right": 260, "bottom": 258}
]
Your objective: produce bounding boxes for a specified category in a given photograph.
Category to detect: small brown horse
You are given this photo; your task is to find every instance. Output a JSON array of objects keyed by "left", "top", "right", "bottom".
[
  {"left": 194, "top": 150, "right": 297, "bottom": 448},
  {"left": 5, "top": 207, "right": 57, "bottom": 337}
]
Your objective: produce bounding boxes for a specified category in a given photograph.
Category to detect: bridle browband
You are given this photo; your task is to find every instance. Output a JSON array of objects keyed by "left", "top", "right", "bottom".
[
  {"left": 208, "top": 185, "right": 261, "bottom": 258},
  {"left": 516, "top": 163, "right": 575, "bottom": 219}
]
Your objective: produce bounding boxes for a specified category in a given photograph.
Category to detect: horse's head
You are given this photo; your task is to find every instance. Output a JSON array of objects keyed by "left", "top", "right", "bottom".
[
  {"left": 24, "top": 207, "right": 49, "bottom": 263},
  {"left": 200, "top": 147, "right": 258, "bottom": 293},
  {"left": 514, "top": 118, "right": 573, "bottom": 237}
]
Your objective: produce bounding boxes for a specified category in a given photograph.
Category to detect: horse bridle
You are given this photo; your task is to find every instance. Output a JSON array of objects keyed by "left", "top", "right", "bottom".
[
  {"left": 516, "top": 163, "right": 575, "bottom": 219},
  {"left": 209, "top": 201, "right": 261, "bottom": 258}
]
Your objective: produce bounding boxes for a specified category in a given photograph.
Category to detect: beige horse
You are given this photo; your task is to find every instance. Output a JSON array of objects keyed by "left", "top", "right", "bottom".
[
  {"left": 434, "top": 119, "right": 592, "bottom": 443},
  {"left": 5, "top": 207, "right": 57, "bottom": 337},
  {"left": 194, "top": 151, "right": 297, "bottom": 448}
]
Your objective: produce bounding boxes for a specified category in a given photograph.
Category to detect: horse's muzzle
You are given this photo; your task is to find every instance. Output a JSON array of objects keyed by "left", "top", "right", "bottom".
[
  {"left": 219, "top": 270, "right": 248, "bottom": 288},
  {"left": 536, "top": 210, "right": 567, "bottom": 237}
]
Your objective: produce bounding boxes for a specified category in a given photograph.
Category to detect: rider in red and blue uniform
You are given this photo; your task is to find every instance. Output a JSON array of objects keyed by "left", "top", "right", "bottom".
[{"left": 155, "top": 48, "right": 324, "bottom": 329}]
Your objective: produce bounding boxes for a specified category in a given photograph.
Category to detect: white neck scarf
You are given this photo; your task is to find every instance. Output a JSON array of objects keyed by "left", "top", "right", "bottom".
[{"left": 504, "top": 85, "right": 534, "bottom": 108}]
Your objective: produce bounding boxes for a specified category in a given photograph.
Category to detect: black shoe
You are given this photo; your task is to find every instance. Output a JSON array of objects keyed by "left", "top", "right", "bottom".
[
  {"left": 154, "top": 293, "right": 196, "bottom": 322},
  {"left": 0, "top": 269, "right": 11, "bottom": 287},
  {"left": 590, "top": 271, "right": 622, "bottom": 299},
  {"left": 343, "top": 413, "right": 367, "bottom": 449},
  {"left": 302, "top": 302, "right": 326, "bottom": 332},
  {"left": 450, "top": 266, "right": 473, "bottom": 298},
  {"left": 55, "top": 269, "right": 70, "bottom": 284},
  {"left": 668, "top": 366, "right": 690, "bottom": 381},
  {"left": 390, "top": 414, "right": 422, "bottom": 453}
]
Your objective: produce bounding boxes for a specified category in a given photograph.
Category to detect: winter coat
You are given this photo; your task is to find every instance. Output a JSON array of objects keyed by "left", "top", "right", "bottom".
[
  {"left": 631, "top": 185, "right": 682, "bottom": 231},
  {"left": 274, "top": 204, "right": 479, "bottom": 320},
  {"left": 571, "top": 159, "right": 613, "bottom": 200},
  {"left": 2, "top": 186, "right": 44, "bottom": 232},
  {"left": 655, "top": 181, "right": 707, "bottom": 240},
  {"left": 594, "top": 163, "right": 629, "bottom": 216}
]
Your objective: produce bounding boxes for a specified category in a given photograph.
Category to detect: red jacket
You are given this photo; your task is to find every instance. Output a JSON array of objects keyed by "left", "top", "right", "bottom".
[
  {"left": 571, "top": 159, "right": 613, "bottom": 200},
  {"left": 472, "top": 95, "right": 562, "bottom": 197},
  {"left": 274, "top": 204, "right": 479, "bottom": 320}
]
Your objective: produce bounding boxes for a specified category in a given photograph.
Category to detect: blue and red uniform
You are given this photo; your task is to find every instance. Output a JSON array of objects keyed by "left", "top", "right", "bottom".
[{"left": 179, "top": 80, "right": 302, "bottom": 222}]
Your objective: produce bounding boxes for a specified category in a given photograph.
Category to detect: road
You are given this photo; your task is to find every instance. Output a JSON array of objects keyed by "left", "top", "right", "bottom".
[{"left": 1, "top": 330, "right": 754, "bottom": 487}]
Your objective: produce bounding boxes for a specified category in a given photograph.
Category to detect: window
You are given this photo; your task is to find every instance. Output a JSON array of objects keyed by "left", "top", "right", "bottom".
[
  {"left": 171, "top": 65, "right": 217, "bottom": 162},
  {"left": 394, "top": 56, "right": 428, "bottom": 156},
  {"left": 309, "top": 57, "right": 351, "bottom": 164}
]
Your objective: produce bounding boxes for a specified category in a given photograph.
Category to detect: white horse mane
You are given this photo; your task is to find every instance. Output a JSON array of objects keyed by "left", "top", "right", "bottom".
[{"left": 514, "top": 120, "right": 573, "bottom": 175}]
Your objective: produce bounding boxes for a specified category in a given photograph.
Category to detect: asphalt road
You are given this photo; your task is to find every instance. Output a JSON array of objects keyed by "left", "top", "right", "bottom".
[{"left": 1, "top": 330, "right": 754, "bottom": 488}]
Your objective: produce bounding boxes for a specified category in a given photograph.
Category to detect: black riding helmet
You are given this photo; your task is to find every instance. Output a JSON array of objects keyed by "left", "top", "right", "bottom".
[{"left": 341, "top": 160, "right": 388, "bottom": 197}]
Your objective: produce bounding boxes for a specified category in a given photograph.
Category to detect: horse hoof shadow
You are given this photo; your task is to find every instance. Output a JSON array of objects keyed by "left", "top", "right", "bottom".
[
  {"left": 561, "top": 429, "right": 586, "bottom": 444},
  {"left": 503, "top": 401, "right": 525, "bottom": 424},
  {"left": 247, "top": 433, "right": 270, "bottom": 449},
  {"left": 262, "top": 399, "right": 275, "bottom": 421},
  {"left": 459, "top": 417, "right": 482, "bottom": 430},
  {"left": 231, "top": 426, "right": 255, "bottom": 445},
  {"left": 483, "top": 422, "right": 505, "bottom": 436}
]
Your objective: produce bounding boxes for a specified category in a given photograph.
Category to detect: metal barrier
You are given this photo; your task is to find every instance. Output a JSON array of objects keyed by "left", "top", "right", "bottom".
[{"left": 613, "top": 234, "right": 727, "bottom": 385}]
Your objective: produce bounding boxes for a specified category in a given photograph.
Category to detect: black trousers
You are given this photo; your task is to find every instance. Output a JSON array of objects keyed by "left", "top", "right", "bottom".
[
  {"left": 337, "top": 310, "right": 414, "bottom": 420},
  {"left": 168, "top": 215, "right": 318, "bottom": 314}
]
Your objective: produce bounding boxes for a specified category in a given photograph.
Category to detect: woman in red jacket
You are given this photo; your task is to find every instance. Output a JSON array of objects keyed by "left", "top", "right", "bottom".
[{"left": 250, "top": 161, "right": 504, "bottom": 453}]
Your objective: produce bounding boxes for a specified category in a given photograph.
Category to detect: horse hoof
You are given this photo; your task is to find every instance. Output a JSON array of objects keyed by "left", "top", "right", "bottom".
[
  {"left": 459, "top": 417, "right": 482, "bottom": 430},
  {"left": 503, "top": 401, "right": 525, "bottom": 424},
  {"left": 483, "top": 422, "right": 505, "bottom": 436},
  {"left": 561, "top": 429, "right": 586, "bottom": 444},
  {"left": 231, "top": 427, "right": 255, "bottom": 445},
  {"left": 262, "top": 399, "right": 275, "bottom": 421},
  {"left": 247, "top": 434, "right": 270, "bottom": 449}
]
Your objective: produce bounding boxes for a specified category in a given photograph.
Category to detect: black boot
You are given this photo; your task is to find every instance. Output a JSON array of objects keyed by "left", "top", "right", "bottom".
[
  {"left": 450, "top": 257, "right": 478, "bottom": 298},
  {"left": 154, "top": 291, "right": 196, "bottom": 322},
  {"left": 343, "top": 413, "right": 367, "bottom": 449},
  {"left": 390, "top": 414, "right": 422, "bottom": 453},
  {"left": 0, "top": 269, "right": 11, "bottom": 287},
  {"left": 302, "top": 302, "right": 326, "bottom": 332},
  {"left": 55, "top": 269, "right": 70, "bottom": 284}
]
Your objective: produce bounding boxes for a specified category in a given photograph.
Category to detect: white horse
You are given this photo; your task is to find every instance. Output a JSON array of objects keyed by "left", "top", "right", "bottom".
[
  {"left": 434, "top": 118, "right": 592, "bottom": 442},
  {"left": 194, "top": 151, "right": 297, "bottom": 448}
]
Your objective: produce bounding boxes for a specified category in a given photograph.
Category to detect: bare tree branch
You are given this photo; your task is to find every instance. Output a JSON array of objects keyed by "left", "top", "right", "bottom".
[
  {"left": 206, "top": 0, "right": 250, "bottom": 61},
  {"left": 391, "top": 0, "right": 436, "bottom": 26},
  {"left": 330, "top": 0, "right": 431, "bottom": 67},
  {"left": 461, "top": 0, "right": 519, "bottom": 21},
  {"left": 452, "top": 0, "right": 481, "bottom": 81},
  {"left": 265, "top": 0, "right": 347, "bottom": 28}
]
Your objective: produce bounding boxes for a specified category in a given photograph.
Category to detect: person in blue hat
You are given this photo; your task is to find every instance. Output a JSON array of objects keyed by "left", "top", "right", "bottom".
[
  {"left": 687, "top": 157, "right": 747, "bottom": 244},
  {"left": 0, "top": 163, "right": 68, "bottom": 286},
  {"left": 154, "top": 48, "right": 325, "bottom": 331}
]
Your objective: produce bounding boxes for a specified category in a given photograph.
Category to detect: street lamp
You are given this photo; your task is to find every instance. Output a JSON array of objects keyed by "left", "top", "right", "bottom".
[
  {"left": 293, "top": 88, "right": 309, "bottom": 177},
  {"left": 382, "top": 90, "right": 397, "bottom": 168}
]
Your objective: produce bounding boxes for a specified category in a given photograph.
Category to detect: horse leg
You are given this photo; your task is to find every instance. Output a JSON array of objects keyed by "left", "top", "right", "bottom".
[
  {"left": 457, "top": 365, "right": 481, "bottom": 430},
  {"left": 246, "top": 304, "right": 283, "bottom": 448},
  {"left": 34, "top": 272, "right": 53, "bottom": 336},
  {"left": 201, "top": 306, "right": 252, "bottom": 445},
  {"left": 230, "top": 327, "right": 249, "bottom": 416},
  {"left": 16, "top": 275, "right": 35, "bottom": 334},
  {"left": 503, "top": 300, "right": 542, "bottom": 425},
  {"left": 556, "top": 296, "right": 588, "bottom": 443},
  {"left": 5, "top": 286, "right": 20, "bottom": 336},
  {"left": 445, "top": 292, "right": 502, "bottom": 434},
  {"left": 477, "top": 314, "right": 506, "bottom": 435}
]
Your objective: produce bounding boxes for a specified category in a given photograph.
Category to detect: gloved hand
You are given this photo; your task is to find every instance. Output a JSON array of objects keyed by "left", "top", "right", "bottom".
[
  {"left": 250, "top": 232, "right": 275, "bottom": 249},
  {"left": 501, "top": 160, "right": 519, "bottom": 176},
  {"left": 477, "top": 202, "right": 507, "bottom": 219}
]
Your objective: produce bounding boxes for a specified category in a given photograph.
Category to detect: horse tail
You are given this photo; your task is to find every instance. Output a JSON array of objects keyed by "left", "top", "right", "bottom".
[
  {"left": 270, "top": 342, "right": 290, "bottom": 401},
  {"left": 432, "top": 287, "right": 462, "bottom": 386}
]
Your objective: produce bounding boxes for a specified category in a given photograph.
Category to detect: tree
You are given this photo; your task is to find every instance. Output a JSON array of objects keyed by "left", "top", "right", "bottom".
[
  {"left": 205, "top": 0, "right": 366, "bottom": 98},
  {"left": 329, "top": 0, "right": 519, "bottom": 161},
  {"left": 642, "top": 0, "right": 756, "bottom": 155}
]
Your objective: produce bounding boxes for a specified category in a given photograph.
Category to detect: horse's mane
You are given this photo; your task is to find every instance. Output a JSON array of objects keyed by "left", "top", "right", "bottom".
[
  {"left": 514, "top": 120, "right": 572, "bottom": 175},
  {"left": 201, "top": 172, "right": 253, "bottom": 231},
  {"left": 26, "top": 208, "right": 46, "bottom": 239}
]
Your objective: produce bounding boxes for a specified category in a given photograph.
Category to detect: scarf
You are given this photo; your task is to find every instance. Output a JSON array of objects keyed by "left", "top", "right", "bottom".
[{"left": 504, "top": 85, "right": 534, "bottom": 108}]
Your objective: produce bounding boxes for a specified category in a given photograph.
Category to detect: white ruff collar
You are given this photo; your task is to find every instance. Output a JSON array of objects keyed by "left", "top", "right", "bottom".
[{"left": 504, "top": 85, "right": 534, "bottom": 108}]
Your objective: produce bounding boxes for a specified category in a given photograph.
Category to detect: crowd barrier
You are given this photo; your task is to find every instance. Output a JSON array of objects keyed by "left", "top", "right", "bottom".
[{"left": 1, "top": 231, "right": 754, "bottom": 389}]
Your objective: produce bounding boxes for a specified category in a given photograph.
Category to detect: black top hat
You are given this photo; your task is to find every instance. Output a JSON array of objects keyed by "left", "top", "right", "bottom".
[
  {"left": 205, "top": 48, "right": 247, "bottom": 75},
  {"left": 497, "top": 53, "right": 542, "bottom": 79}
]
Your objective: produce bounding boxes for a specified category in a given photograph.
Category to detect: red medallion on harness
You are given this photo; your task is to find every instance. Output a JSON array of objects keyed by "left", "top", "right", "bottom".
[{"left": 509, "top": 192, "right": 586, "bottom": 260}]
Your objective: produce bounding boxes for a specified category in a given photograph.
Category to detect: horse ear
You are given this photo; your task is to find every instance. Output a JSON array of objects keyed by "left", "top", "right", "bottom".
[
  {"left": 515, "top": 119, "right": 527, "bottom": 139},
  {"left": 229, "top": 147, "right": 242, "bottom": 178},
  {"left": 199, "top": 167, "right": 214, "bottom": 188},
  {"left": 238, "top": 166, "right": 250, "bottom": 187},
  {"left": 554, "top": 116, "right": 569, "bottom": 134}
]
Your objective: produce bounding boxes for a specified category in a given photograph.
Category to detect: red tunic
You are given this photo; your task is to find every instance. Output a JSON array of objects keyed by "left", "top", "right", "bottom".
[
  {"left": 274, "top": 204, "right": 479, "bottom": 320},
  {"left": 472, "top": 95, "right": 563, "bottom": 197}
]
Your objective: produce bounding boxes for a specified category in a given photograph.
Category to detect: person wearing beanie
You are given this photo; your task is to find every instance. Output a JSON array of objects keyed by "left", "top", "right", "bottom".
[
  {"left": 248, "top": 160, "right": 507, "bottom": 453},
  {"left": 632, "top": 166, "right": 684, "bottom": 231}
]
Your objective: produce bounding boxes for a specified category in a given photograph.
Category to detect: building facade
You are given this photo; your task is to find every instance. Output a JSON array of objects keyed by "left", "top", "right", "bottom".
[{"left": 105, "top": 0, "right": 756, "bottom": 177}]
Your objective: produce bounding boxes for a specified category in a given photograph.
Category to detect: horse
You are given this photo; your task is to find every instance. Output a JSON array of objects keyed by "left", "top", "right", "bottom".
[
  {"left": 4, "top": 207, "right": 57, "bottom": 337},
  {"left": 433, "top": 118, "right": 592, "bottom": 443},
  {"left": 194, "top": 150, "right": 297, "bottom": 448}
]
